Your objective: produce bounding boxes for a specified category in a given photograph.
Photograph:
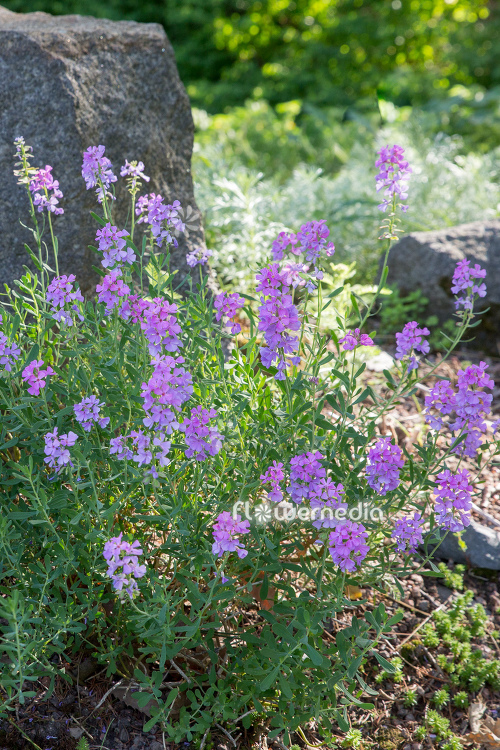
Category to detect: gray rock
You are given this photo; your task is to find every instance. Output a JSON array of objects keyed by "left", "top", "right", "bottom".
[
  {"left": 432, "top": 520, "right": 500, "bottom": 570},
  {"left": 384, "top": 221, "right": 500, "bottom": 353},
  {"left": 0, "top": 6, "right": 204, "bottom": 295}
]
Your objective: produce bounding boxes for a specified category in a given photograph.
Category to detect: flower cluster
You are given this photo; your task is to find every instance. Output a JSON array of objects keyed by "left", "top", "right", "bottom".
[
  {"left": 46, "top": 275, "right": 84, "bottom": 327},
  {"left": 339, "top": 328, "right": 374, "bottom": 352},
  {"left": 44, "top": 428, "right": 78, "bottom": 471},
  {"left": 135, "top": 194, "right": 185, "bottom": 247},
  {"left": 141, "top": 355, "right": 193, "bottom": 432},
  {"left": 214, "top": 292, "right": 245, "bottom": 335},
  {"left": 74, "top": 396, "right": 109, "bottom": 432},
  {"left": 82, "top": 145, "right": 117, "bottom": 203},
  {"left": 310, "top": 480, "right": 347, "bottom": 529},
  {"left": 95, "top": 224, "right": 134, "bottom": 269},
  {"left": 212, "top": 511, "right": 250, "bottom": 559},
  {"left": 120, "top": 160, "right": 150, "bottom": 191},
  {"left": 391, "top": 513, "right": 424, "bottom": 553},
  {"left": 120, "top": 296, "right": 182, "bottom": 356},
  {"left": 186, "top": 246, "right": 213, "bottom": 267},
  {"left": 96, "top": 269, "right": 131, "bottom": 314},
  {"left": 434, "top": 469, "right": 473, "bottom": 532},
  {"left": 260, "top": 461, "right": 285, "bottom": 503},
  {"left": 395, "top": 321, "right": 430, "bottom": 370},
  {"left": 140, "top": 298, "right": 182, "bottom": 356},
  {"left": 271, "top": 220, "right": 335, "bottom": 289},
  {"left": 29, "top": 165, "right": 64, "bottom": 215},
  {"left": 288, "top": 451, "right": 326, "bottom": 504},
  {"left": 256, "top": 264, "right": 301, "bottom": 379},
  {"left": 103, "top": 533, "right": 146, "bottom": 600},
  {"left": 366, "top": 438, "right": 404, "bottom": 495},
  {"left": 375, "top": 144, "right": 412, "bottom": 213},
  {"left": 327, "top": 521, "right": 369, "bottom": 572},
  {"left": 425, "top": 361, "right": 494, "bottom": 457},
  {"left": 179, "top": 406, "right": 224, "bottom": 461},
  {"left": 452, "top": 259, "right": 487, "bottom": 311},
  {"left": 22, "top": 359, "right": 54, "bottom": 396},
  {"left": 109, "top": 430, "right": 171, "bottom": 477}
]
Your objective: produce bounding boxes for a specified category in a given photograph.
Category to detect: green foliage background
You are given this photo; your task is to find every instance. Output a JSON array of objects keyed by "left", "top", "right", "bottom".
[{"left": 2, "top": 0, "right": 499, "bottom": 112}]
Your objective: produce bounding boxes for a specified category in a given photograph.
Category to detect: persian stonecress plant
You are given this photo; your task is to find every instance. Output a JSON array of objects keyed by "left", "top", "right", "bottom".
[{"left": 0, "top": 138, "right": 497, "bottom": 743}]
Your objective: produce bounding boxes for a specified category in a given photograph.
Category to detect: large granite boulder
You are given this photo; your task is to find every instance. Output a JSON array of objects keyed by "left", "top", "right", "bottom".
[
  {"left": 0, "top": 6, "right": 205, "bottom": 294},
  {"left": 384, "top": 221, "right": 500, "bottom": 353}
]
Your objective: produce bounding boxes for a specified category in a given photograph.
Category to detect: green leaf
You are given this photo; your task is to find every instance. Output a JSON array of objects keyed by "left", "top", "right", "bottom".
[
  {"left": 373, "top": 653, "right": 397, "bottom": 672},
  {"left": 260, "top": 668, "right": 279, "bottom": 691}
]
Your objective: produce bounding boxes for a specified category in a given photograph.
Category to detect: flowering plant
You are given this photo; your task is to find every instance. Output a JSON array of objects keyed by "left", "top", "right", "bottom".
[{"left": 0, "top": 139, "right": 497, "bottom": 743}]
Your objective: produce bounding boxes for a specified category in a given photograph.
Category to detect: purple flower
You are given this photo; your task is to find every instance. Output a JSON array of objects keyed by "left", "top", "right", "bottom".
[
  {"left": 288, "top": 451, "right": 326, "bottom": 504},
  {"left": 395, "top": 321, "right": 430, "bottom": 370},
  {"left": 310, "top": 479, "right": 347, "bottom": 529},
  {"left": 271, "top": 221, "right": 334, "bottom": 289},
  {"left": 95, "top": 224, "right": 134, "bottom": 269},
  {"left": 109, "top": 436, "right": 133, "bottom": 461},
  {"left": 214, "top": 292, "right": 245, "bottom": 335},
  {"left": 327, "top": 521, "right": 369, "bottom": 572},
  {"left": 179, "top": 406, "right": 224, "bottom": 461},
  {"left": 29, "top": 165, "right": 64, "bottom": 215},
  {"left": 256, "top": 264, "right": 301, "bottom": 379},
  {"left": 375, "top": 144, "right": 412, "bottom": 212},
  {"left": 82, "top": 145, "right": 117, "bottom": 203},
  {"left": 135, "top": 194, "right": 184, "bottom": 248},
  {"left": 392, "top": 512, "right": 424, "bottom": 553},
  {"left": 96, "top": 269, "right": 131, "bottom": 314},
  {"left": 119, "top": 295, "right": 183, "bottom": 356},
  {"left": 452, "top": 259, "right": 487, "bottom": 311},
  {"left": 22, "top": 359, "right": 54, "bottom": 396},
  {"left": 212, "top": 511, "right": 250, "bottom": 559},
  {"left": 0, "top": 333, "right": 20, "bottom": 373},
  {"left": 44, "top": 428, "right": 78, "bottom": 471},
  {"left": 434, "top": 469, "right": 473, "bottom": 532},
  {"left": 140, "top": 298, "right": 182, "bottom": 356},
  {"left": 186, "top": 247, "right": 213, "bottom": 267},
  {"left": 103, "top": 532, "right": 146, "bottom": 600},
  {"left": 425, "top": 362, "right": 494, "bottom": 457},
  {"left": 366, "top": 437, "right": 404, "bottom": 495},
  {"left": 271, "top": 222, "right": 335, "bottom": 263},
  {"left": 46, "top": 275, "right": 84, "bottom": 327},
  {"left": 140, "top": 355, "right": 193, "bottom": 431},
  {"left": 260, "top": 461, "right": 285, "bottom": 503},
  {"left": 424, "top": 380, "right": 455, "bottom": 429},
  {"left": 457, "top": 361, "right": 494, "bottom": 390},
  {"left": 120, "top": 159, "right": 150, "bottom": 189},
  {"left": 111, "top": 429, "right": 172, "bottom": 471},
  {"left": 74, "top": 395, "right": 110, "bottom": 431},
  {"left": 339, "top": 328, "right": 374, "bottom": 351}
]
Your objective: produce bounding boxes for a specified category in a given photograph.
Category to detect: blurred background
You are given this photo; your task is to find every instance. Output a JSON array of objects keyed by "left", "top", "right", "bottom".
[{"left": 4, "top": 0, "right": 500, "bottom": 308}]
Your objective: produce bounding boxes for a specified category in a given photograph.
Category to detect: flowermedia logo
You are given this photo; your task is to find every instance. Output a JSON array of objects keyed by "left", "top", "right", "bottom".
[{"left": 232, "top": 500, "right": 384, "bottom": 526}]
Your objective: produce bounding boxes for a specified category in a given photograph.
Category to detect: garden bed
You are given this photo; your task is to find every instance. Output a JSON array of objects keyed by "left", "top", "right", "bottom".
[{"left": 2, "top": 561, "right": 499, "bottom": 750}]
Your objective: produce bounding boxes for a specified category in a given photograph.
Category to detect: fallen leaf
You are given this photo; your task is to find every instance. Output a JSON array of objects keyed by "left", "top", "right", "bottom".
[
  {"left": 469, "top": 702, "right": 487, "bottom": 733},
  {"left": 345, "top": 584, "right": 363, "bottom": 601},
  {"left": 467, "top": 706, "right": 500, "bottom": 749}
]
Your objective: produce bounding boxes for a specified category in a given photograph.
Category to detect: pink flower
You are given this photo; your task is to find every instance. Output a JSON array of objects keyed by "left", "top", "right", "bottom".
[
  {"left": 328, "top": 521, "right": 369, "bottom": 572},
  {"left": 339, "top": 328, "right": 374, "bottom": 351},
  {"left": 22, "top": 359, "right": 55, "bottom": 396},
  {"left": 212, "top": 511, "right": 250, "bottom": 559}
]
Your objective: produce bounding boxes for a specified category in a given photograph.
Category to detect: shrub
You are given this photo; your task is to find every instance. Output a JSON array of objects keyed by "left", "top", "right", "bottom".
[{"left": 0, "top": 138, "right": 498, "bottom": 743}]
